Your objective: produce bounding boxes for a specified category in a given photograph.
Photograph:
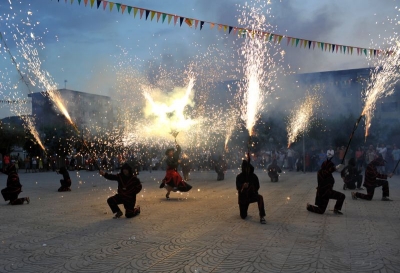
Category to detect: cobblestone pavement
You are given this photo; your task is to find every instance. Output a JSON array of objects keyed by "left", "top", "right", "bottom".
[{"left": 0, "top": 168, "right": 399, "bottom": 273}]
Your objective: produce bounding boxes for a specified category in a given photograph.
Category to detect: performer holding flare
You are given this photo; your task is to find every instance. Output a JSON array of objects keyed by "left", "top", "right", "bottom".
[
  {"left": 159, "top": 136, "right": 192, "bottom": 200},
  {"left": 99, "top": 163, "right": 142, "bottom": 219},
  {"left": 56, "top": 166, "right": 72, "bottom": 192},
  {"left": 1, "top": 163, "right": 30, "bottom": 205}
]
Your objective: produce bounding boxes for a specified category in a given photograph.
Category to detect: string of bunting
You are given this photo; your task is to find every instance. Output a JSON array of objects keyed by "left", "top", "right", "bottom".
[
  {"left": 54, "top": 0, "right": 393, "bottom": 57},
  {"left": 0, "top": 99, "right": 29, "bottom": 104}
]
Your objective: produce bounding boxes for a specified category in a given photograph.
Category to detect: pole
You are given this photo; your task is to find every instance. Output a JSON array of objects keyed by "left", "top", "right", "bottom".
[
  {"left": 392, "top": 159, "right": 400, "bottom": 174},
  {"left": 303, "top": 132, "right": 305, "bottom": 173},
  {"left": 341, "top": 115, "right": 363, "bottom": 164}
]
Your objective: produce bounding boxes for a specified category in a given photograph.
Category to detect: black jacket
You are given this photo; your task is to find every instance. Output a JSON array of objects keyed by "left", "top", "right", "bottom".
[
  {"left": 236, "top": 160, "right": 260, "bottom": 204},
  {"left": 103, "top": 163, "right": 142, "bottom": 198}
]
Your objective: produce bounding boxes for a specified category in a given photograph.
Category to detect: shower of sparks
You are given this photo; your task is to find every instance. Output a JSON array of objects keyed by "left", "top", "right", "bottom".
[
  {"left": 238, "top": 1, "right": 283, "bottom": 137},
  {"left": 287, "top": 91, "right": 321, "bottom": 147},
  {"left": 362, "top": 40, "right": 400, "bottom": 138},
  {"left": 224, "top": 107, "right": 239, "bottom": 150},
  {"left": 142, "top": 77, "right": 197, "bottom": 138}
]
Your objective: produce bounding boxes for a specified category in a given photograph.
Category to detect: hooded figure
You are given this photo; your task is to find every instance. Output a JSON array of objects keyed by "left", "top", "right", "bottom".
[
  {"left": 236, "top": 160, "right": 266, "bottom": 224},
  {"left": 1, "top": 163, "right": 30, "bottom": 205},
  {"left": 99, "top": 163, "right": 142, "bottom": 218},
  {"left": 57, "top": 166, "right": 72, "bottom": 192},
  {"left": 267, "top": 159, "right": 282, "bottom": 182},
  {"left": 214, "top": 155, "right": 227, "bottom": 181},
  {"left": 352, "top": 154, "right": 393, "bottom": 201},
  {"left": 341, "top": 158, "right": 363, "bottom": 190},
  {"left": 306, "top": 159, "right": 345, "bottom": 215},
  {"left": 160, "top": 144, "right": 192, "bottom": 200}
]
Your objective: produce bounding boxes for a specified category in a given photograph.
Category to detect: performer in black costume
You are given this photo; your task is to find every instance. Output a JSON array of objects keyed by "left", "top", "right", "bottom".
[
  {"left": 236, "top": 159, "right": 266, "bottom": 224},
  {"left": 215, "top": 155, "right": 227, "bottom": 181},
  {"left": 99, "top": 163, "right": 142, "bottom": 218},
  {"left": 1, "top": 163, "right": 30, "bottom": 205},
  {"left": 306, "top": 159, "right": 345, "bottom": 215},
  {"left": 267, "top": 159, "right": 282, "bottom": 182},
  {"left": 57, "top": 166, "right": 72, "bottom": 192},
  {"left": 341, "top": 158, "right": 363, "bottom": 190}
]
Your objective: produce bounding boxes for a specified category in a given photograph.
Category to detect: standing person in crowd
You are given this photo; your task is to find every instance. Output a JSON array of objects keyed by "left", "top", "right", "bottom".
[
  {"left": 214, "top": 155, "right": 227, "bottom": 181},
  {"left": 392, "top": 144, "right": 400, "bottom": 175},
  {"left": 99, "top": 163, "right": 142, "bottom": 218},
  {"left": 355, "top": 147, "right": 365, "bottom": 171},
  {"left": 159, "top": 142, "right": 192, "bottom": 200},
  {"left": 181, "top": 153, "right": 191, "bottom": 181},
  {"left": 3, "top": 154, "right": 10, "bottom": 170},
  {"left": 352, "top": 154, "right": 393, "bottom": 201},
  {"left": 287, "top": 147, "right": 295, "bottom": 171},
  {"left": 318, "top": 149, "right": 326, "bottom": 168},
  {"left": 341, "top": 158, "right": 363, "bottom": 190},
  {"left": 236, "top": 159, "right": 266, "bottom": 224},
  {"left": 267, "top": 159, "right": 282, "bottom": 182},
  {"left": 1, "top": 163, "right": 30, "bottom": 205},
  {"left": 24, "top": 156, "right": 31, "bottom": 173},
  {"left": 366, "top": 145, "right": 376, "bottom": 164},
  {"left": 376, "top": 144, "right": 387, "bottom": 173},
  {"left": 56, "top": 166, "right": 72, "bottom": 192},
  {"left": 38, "top": 157, "right": 44, "bottom": 172},
  {"left": 306, "top": 159, "right": 345, "bottom": 215},
  {"left": 32, "top": 157, "right": 37, "bottom": 173}
]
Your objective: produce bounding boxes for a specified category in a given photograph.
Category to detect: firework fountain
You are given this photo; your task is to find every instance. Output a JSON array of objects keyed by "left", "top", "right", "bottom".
[{"left": 237, "top": 1, "right": 283, "bottom": 161}]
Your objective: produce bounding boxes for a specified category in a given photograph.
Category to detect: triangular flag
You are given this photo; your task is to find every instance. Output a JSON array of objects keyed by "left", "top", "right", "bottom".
[
  {"left": 194, "top": 20, "right": 199, "bottom": 29},
  {"left": 357, "top": 48, "right": 360, "bottom": 55},
  {"left": 327, "top": 44, "right": 330, "bottom": 51},
  {"left": 90, "top": 0, "right": 95, "bottom": 8},
  {"left": 115, "top": 3, "right": 120, "bottom": 12},
  {"left": 303, "top": 40, "right": 307, "bottom": 48},
  {"left": 332, "top": 44, "right": 335, "bottom": 52},
  {"left": 145, "top": 10, "right": 150, "bottom": 20},
  {"left": 109, "top": 2, "right": 114, "bottom": 11},
  {"left": 210, "top": 23, "right": 215, "bottom": 29},
  {"left": 218, "top": 24, "right": 223, "bottom": 31},
  {"left": 312, "top": 41, "right": 316, "bottom": 49},
  {"left": 233, "top": 27, "right": 238, "bottom": 35},
  {"left": 168, "top": 14, "right": 172, "bottom": 24},
  {"left": 71, "top": 0, "right": 74, "bottom": 4},
  {"left": 286, "top": 37, "right": 291, "bottom": 46},
  {"left": 295, "top": 38, "right": 299, "bottom": 47},
  {"left": 363, "top": 49, "right": 367, "bottom": 56},
  {"left": 273, "top": 35, "right": 278, "bottom": 43},
  {"left": 321, "top": 42, "right": 324, "bottom": 50},
  {"left": 127, "top": 6, "right": 132, "bottom": 14},
  {"left": 139, "top": 9, "right": 144, "bottom": 19},
  {"left": 150, "top": 11, "right": 155, "bottom": 21},
  {"left": 317, "top": 42, "right": 321, "bottom": 49},
  {"left": 228, "top": 26, "right": 233, "bottom": 34},
  {"left": 269, "top": 34, "right": 274, "bottom": 41},
  {"left": 133, "top": 7, "right": 138, "bottom": 18},
  {"left": 370, "top": 49, "right": 373, "bottom": 56},
  {"left": 350, "top": 47, "right": 353, "bottom": 55},
  {"left": 291, "top": 38, "right": 295, "bottom": 46},
  {"left": 102, "top": 0, "right": 107, "bottom": 9},
  {"left": 162, "top": 13, "right": 167, "bottom": 23},
  {"left": 278, "top": 35, "right": 283, "bottom": 44},
  {"left": 96, "top": 0, "right": 101, "bottom": 8},
  {"left": 78, "top": 0, "right": 81, "bottom": 4},
  {"left": 173, "top": 15, "right": 178, "bottom": 26},
  {"left": 83, "top": 0, "right": 88, "bottom": 6},
  {"left": 179, "top": 17, "right": 184, "bottom": 26},
  {"left": 156, "top": 12, "right": 161, "bottom": 22},
  {"left": 185, "top": 18, "right": 192, "bottom": 27},
  {"left": 343, "top": 46, "right": 346, "bottom": 54},
  {"left": 200, "top": 21, "right": 204, "bottom": 30},
  {"left": 336, "top": 44, "right": 339, "bottom": 53},
  {"left": 308, "top": 40, "right": 312, "bottom": 49},
  {"left": 121, "top": 5, "right": 126, "bottom": 14}
]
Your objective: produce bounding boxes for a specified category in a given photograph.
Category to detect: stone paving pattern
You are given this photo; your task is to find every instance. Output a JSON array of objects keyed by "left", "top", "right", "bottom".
[{"left": 0, "top": 168, "right": 399, "bottom": 273}]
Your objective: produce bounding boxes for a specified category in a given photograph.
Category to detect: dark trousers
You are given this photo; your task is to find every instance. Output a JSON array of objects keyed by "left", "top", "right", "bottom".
[
  {"left": 269, "top": 174, "right": 279, "bottom": 182},
  {"left": 217, "top": 172, "right": 224, "bottom": 181},
  {"left": 1, "top": 190, "right": 26, "bottom": 205},
  {"left": 356, "top": 180, "right": 389, "bottom": 200},
  {"left": 307, "top": 189, "right": 345, "bottom": 214},
  {"left": 107, "top": 194, "right": 139, "bottom": 218},
  {"left": 58, "top": 179, "right": 71, "bottom": 192},
  {"left": 239, "top": 194, "right": 266, "bottom": 219},
  {"left": 345, "top": 175, "right": 363, "bottom": 189}
]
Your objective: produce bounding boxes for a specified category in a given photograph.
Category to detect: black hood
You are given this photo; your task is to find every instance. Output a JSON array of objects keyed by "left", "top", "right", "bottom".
[
  {"left": 5, "top": 163, "right": 16, "bottom": 174},
  {"left": 120, "top": 163, "right": 134, "bottom": 176},
  {"left": 241, "top": 160, "right": 254, "bottom": 174}
]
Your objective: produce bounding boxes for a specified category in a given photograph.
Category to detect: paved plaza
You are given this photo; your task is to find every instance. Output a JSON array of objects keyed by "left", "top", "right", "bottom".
[{"left": 0, "top": 168, "right": 400, "bottom": 273}]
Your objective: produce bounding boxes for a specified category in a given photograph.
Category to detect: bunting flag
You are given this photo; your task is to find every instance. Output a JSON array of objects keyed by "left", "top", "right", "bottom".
[{"left": 56, "top": 0, "right": 389, "bottom": 57}]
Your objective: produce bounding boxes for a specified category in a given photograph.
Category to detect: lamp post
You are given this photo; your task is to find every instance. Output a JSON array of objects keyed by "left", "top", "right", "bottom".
[{"left": 269, "top": 137, "right": 274, "bottom": 164}]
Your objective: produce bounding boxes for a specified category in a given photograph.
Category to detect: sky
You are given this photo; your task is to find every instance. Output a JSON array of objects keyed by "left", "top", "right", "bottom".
[{"left": 0, "top": 0, "right": 399, "bottom": 119}]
